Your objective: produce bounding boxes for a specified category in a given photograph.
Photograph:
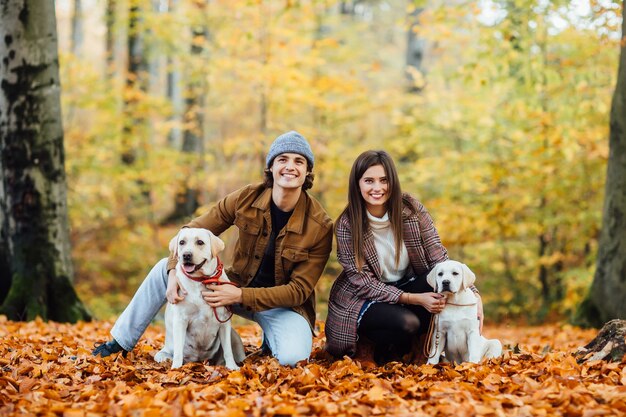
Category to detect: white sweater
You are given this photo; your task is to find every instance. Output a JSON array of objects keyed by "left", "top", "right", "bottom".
[{"left": 367, "top": 211, "right": 409, "bottom": 283}]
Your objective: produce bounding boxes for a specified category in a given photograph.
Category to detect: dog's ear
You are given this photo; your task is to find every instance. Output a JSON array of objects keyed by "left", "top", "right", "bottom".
[
  {"left": 426, "top": 265, "right": 439, "bottom": 292},
  {"left": 209, "top": 232, "right": 225, "bottom": 257},
  {"left": 461, "top": 263, "right": 476, "bottom": 290},
  {"left": 169, "top": 232, "right": 180, "bottom": 257}
]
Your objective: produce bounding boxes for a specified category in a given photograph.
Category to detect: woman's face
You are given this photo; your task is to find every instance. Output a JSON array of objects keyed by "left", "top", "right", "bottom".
[{"left": 358, "top": 164, "right": 389, "bottom": 217}]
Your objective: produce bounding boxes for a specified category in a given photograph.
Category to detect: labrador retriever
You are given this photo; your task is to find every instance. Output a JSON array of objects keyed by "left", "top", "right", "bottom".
[
  {"left": 154, "top": 228, "right": 245, "bottom": 370},
  {"left": 425, "top": 260, "right": 502, "bottom": 364}
]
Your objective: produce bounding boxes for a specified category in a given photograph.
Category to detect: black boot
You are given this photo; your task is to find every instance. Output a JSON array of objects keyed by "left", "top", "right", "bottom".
[{"left": 93, "top": 339, "right": 127, "bottom": 357}]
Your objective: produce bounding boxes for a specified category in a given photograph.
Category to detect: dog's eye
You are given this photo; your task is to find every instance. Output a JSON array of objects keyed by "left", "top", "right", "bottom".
[
  {"left": 179, "top": 240, "right": 186, "bottom": 246},
  {"left": 197, "top": 240, "right": 205, "bottom": 246},
  {"left": 438, "top": 272, "right": 443, "bottom": 276},
  {"left": 452, "top": 272, "right": 459, "bottom": 276}
]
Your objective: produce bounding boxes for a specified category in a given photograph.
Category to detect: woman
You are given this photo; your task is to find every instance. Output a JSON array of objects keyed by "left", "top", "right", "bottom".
[{"left": 325, "top": 150, "right": 482, "bottom": 364}]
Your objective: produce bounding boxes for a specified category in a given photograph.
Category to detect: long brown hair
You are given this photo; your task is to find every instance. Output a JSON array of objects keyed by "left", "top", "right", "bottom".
[{"left": 341, "top": 150, "right": 406, "bottom": 271}]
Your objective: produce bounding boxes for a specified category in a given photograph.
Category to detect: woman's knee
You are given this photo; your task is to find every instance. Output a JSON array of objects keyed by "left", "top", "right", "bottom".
[{"left": 399, "top": 312, "right": 421, "bottom": 335}]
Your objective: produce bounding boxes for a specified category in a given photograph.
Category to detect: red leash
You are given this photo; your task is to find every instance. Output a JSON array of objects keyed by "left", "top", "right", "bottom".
[{"left": 181, "top": 257, "right": 239, "bottom": 323}]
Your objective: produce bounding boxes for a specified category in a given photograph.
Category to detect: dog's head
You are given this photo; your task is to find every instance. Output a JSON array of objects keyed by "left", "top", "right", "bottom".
[
  {"left": 169, "top": 228, "right": 225, "bottom": 276},
  {"left": 426, "top": 260, "right": 476, "bottom": 294}
]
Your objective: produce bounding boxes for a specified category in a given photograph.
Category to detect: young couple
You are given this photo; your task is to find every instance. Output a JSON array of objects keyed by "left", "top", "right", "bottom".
[{"left": 93, "top": 131, "right": 484, "bottom": 366}]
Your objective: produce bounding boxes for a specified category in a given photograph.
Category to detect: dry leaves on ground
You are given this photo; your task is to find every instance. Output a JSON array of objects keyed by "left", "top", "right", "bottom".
[{"left": 1, "top": 317, "right": 625, "bottom": 416}]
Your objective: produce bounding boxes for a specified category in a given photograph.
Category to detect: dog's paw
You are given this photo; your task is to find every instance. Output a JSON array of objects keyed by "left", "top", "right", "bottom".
[
  {"left": 154, "top": 350, "right": 172, "bottom": 363},
  {"left": 225, "top": 361, "right": 240, "bottom": 371}
]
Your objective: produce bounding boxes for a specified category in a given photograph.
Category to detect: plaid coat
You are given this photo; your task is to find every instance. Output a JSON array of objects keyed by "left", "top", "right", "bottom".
[{"left": 324, "top": 194, "right": 448, "bottom": 358}]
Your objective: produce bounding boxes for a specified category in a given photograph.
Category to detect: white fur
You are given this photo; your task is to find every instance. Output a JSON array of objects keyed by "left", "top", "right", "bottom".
[
  {"left": 154, "top": 228, "right": 244, "bottom": 370},
  {"left": 425, "top": 260, "right": 502, "bottom": 364}
]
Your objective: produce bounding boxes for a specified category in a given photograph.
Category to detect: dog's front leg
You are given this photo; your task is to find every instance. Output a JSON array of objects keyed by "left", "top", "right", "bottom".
[
  {"left": 218, "top": 323, "right": 240, "bottom": 370},
  {"left": 171, "top": 309, "right": 188, "bottom": 369},
  {"left": 466, "top": 329, "right": 483, "bottom": 363},
  {"left": 426, "top": 330, "right": 445, "bottom": 365}
]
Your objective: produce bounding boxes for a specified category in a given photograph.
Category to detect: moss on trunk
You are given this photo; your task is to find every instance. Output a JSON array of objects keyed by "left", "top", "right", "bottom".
[{"left": 0, "top": 269, "right": 91, "bottom": 322}]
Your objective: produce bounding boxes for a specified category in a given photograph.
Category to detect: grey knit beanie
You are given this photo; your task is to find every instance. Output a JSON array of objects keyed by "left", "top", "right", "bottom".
[{"left": 266, "top": 131, "right": 314, "bottom": 169}]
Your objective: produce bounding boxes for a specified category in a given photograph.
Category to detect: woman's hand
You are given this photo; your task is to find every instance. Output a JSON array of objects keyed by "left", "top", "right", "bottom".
[
  {"left": 202, "top": 284, "right": 243, "bottom": 307},
  {"left": 404, "top": 292, "right": 446, "bottom": 314},
  {"left": 166, "top": 269, "right": 187, "bottom": 304}
]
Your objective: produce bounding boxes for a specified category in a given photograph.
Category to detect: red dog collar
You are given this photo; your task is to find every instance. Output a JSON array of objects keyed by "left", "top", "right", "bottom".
[{"left": 181, "top": 256, "right": 225, "bottom": 285}]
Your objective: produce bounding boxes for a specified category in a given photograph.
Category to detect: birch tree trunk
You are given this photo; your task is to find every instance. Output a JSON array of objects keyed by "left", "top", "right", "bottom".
[
  {"left": 575, "top": 2, "right": 626, "bottom": 327},
  {"left": 0, "top": 0, "right": 90, "bottom": 322}
]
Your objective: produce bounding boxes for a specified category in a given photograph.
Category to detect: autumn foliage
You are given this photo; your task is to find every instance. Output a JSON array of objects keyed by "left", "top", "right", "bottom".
[
  {"left": 1, "top": 318, "right": 625, "bottom": 416},
  {"left": 53, "top": 0, "right": 621, "bottom": 323}
]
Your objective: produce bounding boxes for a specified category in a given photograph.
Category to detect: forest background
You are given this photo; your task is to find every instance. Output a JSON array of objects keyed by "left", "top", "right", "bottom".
[{"left": 54, "top": 0, "right": 621, "bottom": 324}]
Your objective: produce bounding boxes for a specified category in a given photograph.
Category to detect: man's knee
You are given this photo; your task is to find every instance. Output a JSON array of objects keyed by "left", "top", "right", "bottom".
[{"left": 273, "top": 343, "right": 311, "bottom": 366}]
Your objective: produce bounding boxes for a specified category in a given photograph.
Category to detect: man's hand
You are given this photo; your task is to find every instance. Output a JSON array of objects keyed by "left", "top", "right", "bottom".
[
  {"left": 166, "top": 269, "right": 187, "bottom": 304},
  {"left": 202, "top": 284, "right": 243, "bottom": 307},
  {"left": 476, "top": 293, "right": 484, "bottom": 334}
]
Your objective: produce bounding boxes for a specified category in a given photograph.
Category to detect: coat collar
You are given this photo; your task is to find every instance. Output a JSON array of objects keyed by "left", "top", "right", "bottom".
[{"left": 251, "top": 187, "right": 307, "bottom": 234}]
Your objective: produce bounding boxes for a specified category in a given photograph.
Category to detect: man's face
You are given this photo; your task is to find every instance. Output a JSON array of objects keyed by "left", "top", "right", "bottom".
[{"left": 269, "top": 153, "right": 308, "bottom": 191}]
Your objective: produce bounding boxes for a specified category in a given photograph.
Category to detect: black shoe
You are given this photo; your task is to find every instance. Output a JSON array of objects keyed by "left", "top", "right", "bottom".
[{"left": 93, "top": 339, "right": 127, "bottom": 357}]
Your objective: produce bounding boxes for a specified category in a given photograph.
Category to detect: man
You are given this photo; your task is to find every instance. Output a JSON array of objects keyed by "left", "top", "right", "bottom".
[{"left": 93, "top": 131, "right": 333, "bottom": 366}]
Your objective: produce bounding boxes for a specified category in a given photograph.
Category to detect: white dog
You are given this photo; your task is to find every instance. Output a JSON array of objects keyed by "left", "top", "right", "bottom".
[
  {"left": 425, "top": 260, "right": 502, "bottom": 364},
  {"left": 154, "top": 228, "right": 245, "bottom": 370}
]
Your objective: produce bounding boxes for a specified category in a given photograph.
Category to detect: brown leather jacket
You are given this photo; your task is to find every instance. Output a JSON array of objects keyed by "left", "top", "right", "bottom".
[{"left": 167, "top": 183, "right": 333, "bottom": 329}]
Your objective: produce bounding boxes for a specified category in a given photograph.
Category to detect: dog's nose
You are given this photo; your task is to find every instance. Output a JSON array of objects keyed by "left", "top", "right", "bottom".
[
  {"left": 442, "top": 279, "right": 450, "bottom": 287},
  {"left": 182, "top": 253, "right": 192, "bottom": 262}
]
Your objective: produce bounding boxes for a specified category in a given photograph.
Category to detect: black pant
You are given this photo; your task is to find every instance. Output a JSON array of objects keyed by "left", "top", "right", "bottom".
[{"left": 358, "top": 275, "right": 432, "bottom": 364}]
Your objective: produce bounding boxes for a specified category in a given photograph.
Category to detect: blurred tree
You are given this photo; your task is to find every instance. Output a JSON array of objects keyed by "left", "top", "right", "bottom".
[
  {"left": 0, "top": 0, "right": 90, "bottom": 322},
  {"left": 123, "top": 0, "right": 148, "bottom": 167},
  {"left": 106, "top": 0, "right": 116, "bottom": 73},
  {"left": 405, "top": 4, "right": 425, "bottom": 91},
  {"left": 163, "top": 5, "right": 208, "bottom": 223},
  {"left": 123, "top": 0, "right": 155, "bottom": 223},
  {"left": 576, "top": 1, "right": 626, "bottom": 327},
  {"left": 166, "top": 0, "right": 183, "bottom": 149},
  {"left": 71, "top": 0, "right": 83, "bottom": 55}
]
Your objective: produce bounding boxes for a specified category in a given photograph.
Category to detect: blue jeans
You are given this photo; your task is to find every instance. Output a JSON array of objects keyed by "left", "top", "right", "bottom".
[{"left": 111, "top": 258, "right": 313, "bottom": 366}]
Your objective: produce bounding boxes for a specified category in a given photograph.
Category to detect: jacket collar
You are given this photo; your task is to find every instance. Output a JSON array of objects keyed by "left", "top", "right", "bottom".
[{"left": 251, "top": 187, "right": 307, "bottom": 234}]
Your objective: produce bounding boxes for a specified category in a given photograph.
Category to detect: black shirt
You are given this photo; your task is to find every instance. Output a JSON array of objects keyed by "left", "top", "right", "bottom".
[{"left": 249, "top": 200, "right": 293, "bottom": 288}]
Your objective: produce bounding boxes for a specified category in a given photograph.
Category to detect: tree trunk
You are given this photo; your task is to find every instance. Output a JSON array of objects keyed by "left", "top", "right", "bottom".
[
  {"left": 70, "top": 0, "right": 83, "bottom": 55},
  {"left": 575, "top": 3, "right": 626, "bottom": 327},
  {"left": 105, "top": 0, "right": 116, "bottom": 74},
  {"left": 122, "top": 0, "right": 147, "bottom": 166},
  {"left": 405, "top": 5, "right": 425, "bottom": 92},
  {"left": 575, "top": 319, "right": 626, "bottom": 363},
  {"left": 0, "top": 0, "right": 90, "bottom": 322},
  {"left": 166, "top": 0, "right": 183, "bottom": 149},
  {"left": 0, "top": 181, "right": 11, "bottom": 304},
  {"left": 162, "top": 22, "right": 206, "bottom": 224},
  {"left": 122, "top": 0, "right": 155, "bottom": 222}
]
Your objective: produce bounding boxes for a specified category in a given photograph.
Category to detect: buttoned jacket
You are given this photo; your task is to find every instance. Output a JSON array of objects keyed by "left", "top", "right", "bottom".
[
  {"left": 325, "top": 194, "right": 448, "bottom": 357},
  {"left": 167, "top": 183, "right": 333, "bottom": 329}
]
